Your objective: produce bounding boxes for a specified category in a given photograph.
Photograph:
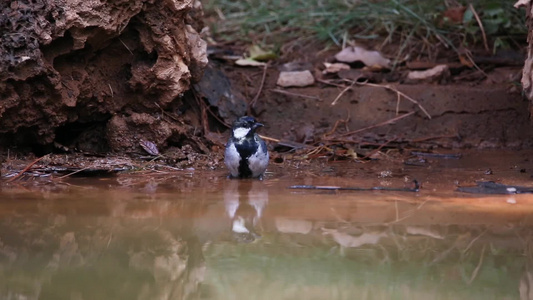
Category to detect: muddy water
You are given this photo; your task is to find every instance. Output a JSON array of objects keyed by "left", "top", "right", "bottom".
[{"left": 1, "top": 151, "right": 533, "bottom": 300}]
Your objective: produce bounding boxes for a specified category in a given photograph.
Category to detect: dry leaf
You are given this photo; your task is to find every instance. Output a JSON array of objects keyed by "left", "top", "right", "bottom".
[
  {"left": 249, "top": 45, "right": 277, "bottom": 61},
  {"left": 235, "top": 58, "right": 266, "bottom": 67},
  {"left": 459, "top": 54, "right": 474, "bottom": 67},
  {"left": 335, "top": 46, "right": 390, "bottom": 68},
  {"left": 442, "top": 6, "right": 466, "bottom": 24},
  {"left": 139, "top": 140, "right": 160, "bottom": 156}
]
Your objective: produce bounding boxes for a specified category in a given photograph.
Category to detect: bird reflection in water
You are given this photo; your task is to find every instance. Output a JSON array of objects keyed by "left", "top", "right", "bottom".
[{"left": 224, "top": 179, "right": 269, "bottom": 243}]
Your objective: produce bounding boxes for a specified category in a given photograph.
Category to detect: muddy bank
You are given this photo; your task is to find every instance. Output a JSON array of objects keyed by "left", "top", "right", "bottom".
[
  {"left": 1, "top": 0, "right": 533, "bottom": 177},
  {"left": 0, "top": 0, "right": 208, "bottom": 154}
]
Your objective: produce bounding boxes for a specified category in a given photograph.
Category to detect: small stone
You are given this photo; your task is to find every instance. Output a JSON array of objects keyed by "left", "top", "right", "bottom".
[{"left": 277, "top": 70, "right": 315, "bottom": 87}]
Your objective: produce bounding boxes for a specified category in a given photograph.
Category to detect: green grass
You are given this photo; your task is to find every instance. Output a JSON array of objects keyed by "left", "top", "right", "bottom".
[{"left": 204, "top": 0, "right": 526, "bottom": 57}]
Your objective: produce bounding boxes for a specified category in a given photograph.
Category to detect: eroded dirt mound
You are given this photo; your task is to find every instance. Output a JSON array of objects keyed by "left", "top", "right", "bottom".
[{"left": 0, "top": 0, "right": 207, "bottom": 153}]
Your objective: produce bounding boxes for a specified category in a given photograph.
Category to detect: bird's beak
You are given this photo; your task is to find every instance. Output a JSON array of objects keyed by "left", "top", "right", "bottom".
[{"left": 253, "top": 122, "right": 264, "bottom": 130}]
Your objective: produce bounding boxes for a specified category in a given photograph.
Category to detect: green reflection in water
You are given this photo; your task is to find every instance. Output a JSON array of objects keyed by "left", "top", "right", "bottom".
[{"left": 203, "top": 232, "right": 524, "bottom": 300}]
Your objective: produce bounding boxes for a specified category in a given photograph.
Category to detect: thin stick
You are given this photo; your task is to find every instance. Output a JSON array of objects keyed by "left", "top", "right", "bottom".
[
  {"left": 462, "top": 49, "right": 489, "bottom": 78},
  {"left": 331, "top": 81, "right": 355, "bottom": 105},
  {"left": 258, "top": 134, "right": 280, "bottom": 143},
  {"left": 206, "top": 104, "right": 231, "bottom": 128},
  {"left": 395, "top": 200, "right": 399, "bottom": 221},
  {"left": 56, "top": 166, "right": 92, "bottom": 179},
  {"left": 316, "top": 78, "right": 345, "bottom": 88},
  {"left": 396, "top": 92, "right": 401, "bottom": 115},
  {"left": 289, "top": 179, "right": 420, "bottom": 192},
  {"left": 359, "top": 138, "right": 395, "bottom": 160},
  {"left": 6, "top": 156, "right": 47, "bottom": 182},
  {"left": 108, "top": 83, "right": 113, "bottom": 98},
  {"left": 334, "top": 111, "right": 415, "bottom": 138},
  {"left": 154, "top": 102, "right": 181, "bottom": 122},
  {"left": 409, "top": 134, "right": 458, "bottom": 143},
  {"left": 469, "top": 4, "right": 489, "bottom": 52},
  {"left": 324, "top": 113, "right": 351, "bottom": 137},
  {"left": 356, "top": 81, "right": 432, "bottom": 119},
  {"left": 270, "top": 89, "right": 321, "bottom": 100},
  {"left": 250, "top": 64, "right": 268, "bottom": 108},
  {"left": 462, "top": 229, "right": 487, "bottom": 254},
  {"left": 118, "top": 38, "right": 133, "bottom": 55},
  {"left": 467, "top": 244, "right": 486, "bottom": 285}
]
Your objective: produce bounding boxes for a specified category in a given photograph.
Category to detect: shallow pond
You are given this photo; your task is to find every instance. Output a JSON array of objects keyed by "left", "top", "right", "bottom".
[{"left": 1, "top": 150, "right": 533, "bottom": 300}]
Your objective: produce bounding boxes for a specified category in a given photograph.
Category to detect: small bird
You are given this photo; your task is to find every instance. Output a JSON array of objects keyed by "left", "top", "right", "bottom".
[{"left": 225, "top": 116, "right": 269, "bottom": 179}]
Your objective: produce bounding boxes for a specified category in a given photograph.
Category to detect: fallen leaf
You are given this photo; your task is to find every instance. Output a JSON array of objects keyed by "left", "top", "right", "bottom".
[
  {"left": 140, "top": 140, "right": 160, "bottom": 156},
  {"left": 249, "top": 45, "right": 277, "bottom": 61},
  {"left": 458, "top": 54, "right": 474, "bottom": 67},
  {"left": 235, "top": 58, "right": 266, "bottom": 67},
  {"left": 277, "top": 70, "right": 315, "bottom": 87},
  {"left": 442, "top": 6, "right": 466, "bottom": 24},
  {"left": 335, "top": 46, "right": 390, "bottom": 68}
]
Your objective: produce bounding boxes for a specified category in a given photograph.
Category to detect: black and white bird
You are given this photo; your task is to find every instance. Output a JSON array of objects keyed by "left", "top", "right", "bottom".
[{"left": 225, "top": 116, "right": 269, "bottom": 179}]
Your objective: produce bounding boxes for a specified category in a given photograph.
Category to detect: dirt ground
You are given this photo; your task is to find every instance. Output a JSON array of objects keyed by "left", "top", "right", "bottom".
[
  {"left": 215, "top": 59, "right": 532, "bottom": 150},
  {"left": 1, "top": 1, "right": 533, "bottom": 177},
  {"left": 3, "top": 56, "right": 532, "bottom": 179}
]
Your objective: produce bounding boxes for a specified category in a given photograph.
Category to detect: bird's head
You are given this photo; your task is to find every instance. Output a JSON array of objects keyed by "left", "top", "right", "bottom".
[{"left": 231, "top": 116, "right": 264, "bottom": 139}]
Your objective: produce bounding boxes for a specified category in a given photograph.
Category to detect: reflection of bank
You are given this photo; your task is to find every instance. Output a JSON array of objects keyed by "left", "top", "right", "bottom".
[
  {"left": 0, "top": 196, "right": 210, "bottom": 300},
  {"left": 224, "top": 180, "right": 269, "bottom": 243}
]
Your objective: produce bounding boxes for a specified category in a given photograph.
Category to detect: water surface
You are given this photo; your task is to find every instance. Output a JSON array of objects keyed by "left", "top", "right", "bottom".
[{"left": 1, "top": 150, "right": 533, "bottom": 300}]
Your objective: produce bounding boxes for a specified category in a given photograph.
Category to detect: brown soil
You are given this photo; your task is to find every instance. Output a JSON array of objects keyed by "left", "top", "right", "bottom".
[
  {"left": 1, "top": 1, "right": 532, "bottom": 176},
  {"left": 0, "top": 0, "right": 207, "bottom": 155},
  {"left": 206, "top": 41, "right": 532, "bottom": 155}
]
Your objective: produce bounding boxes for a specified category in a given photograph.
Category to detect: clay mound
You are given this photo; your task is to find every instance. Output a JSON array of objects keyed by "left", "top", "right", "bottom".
[{"left": 0, "top": 0, "right": 207, "bottom": 153}]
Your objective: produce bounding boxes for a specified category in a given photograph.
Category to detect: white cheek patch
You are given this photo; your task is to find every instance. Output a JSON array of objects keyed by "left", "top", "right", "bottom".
[{"left": 233, "top": 127, "right": 250, "bottom": 139}]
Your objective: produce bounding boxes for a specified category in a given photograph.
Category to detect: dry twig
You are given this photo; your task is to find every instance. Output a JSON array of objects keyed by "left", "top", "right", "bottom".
[
  {"left": 324, "top": 113, "right": 352, "bottom": 137},
  {"left": 258, "top": 135, "right": 280, "bottom": 143},
  {"left": 6, "top": 156, "right": 47, "bottom": 182},
  {"left": 118, "top": 38, "right": 133, "bottom": 55},
  {"left": 359, "top": 138, "right": 396, "bottom": 160},
  {"left": 56, "top": 166, "right": 92, "bottom": 179},
  {"left": 469, "top": 4, "right": 489, "bottom": 52},
  {"left": 467, "top": 244, "right": 486, "bottom": 285},
  {"left": 250, "top": 63, "right": 269, "bottom": 109},
  {"left": 331, "top": 81, "right": 355, "bottom": 106},
  {"left": 320, "top": 79, "right": 431, "bottom": 119},
  {"left": 270, "top": 89, "right": 321, "bottom": 101},
  {"left": 355, "top": 81, "right": 432, "bottom": 119},
  {"left": 327, "top": 111, "right": 415, "bottom": 139}
]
